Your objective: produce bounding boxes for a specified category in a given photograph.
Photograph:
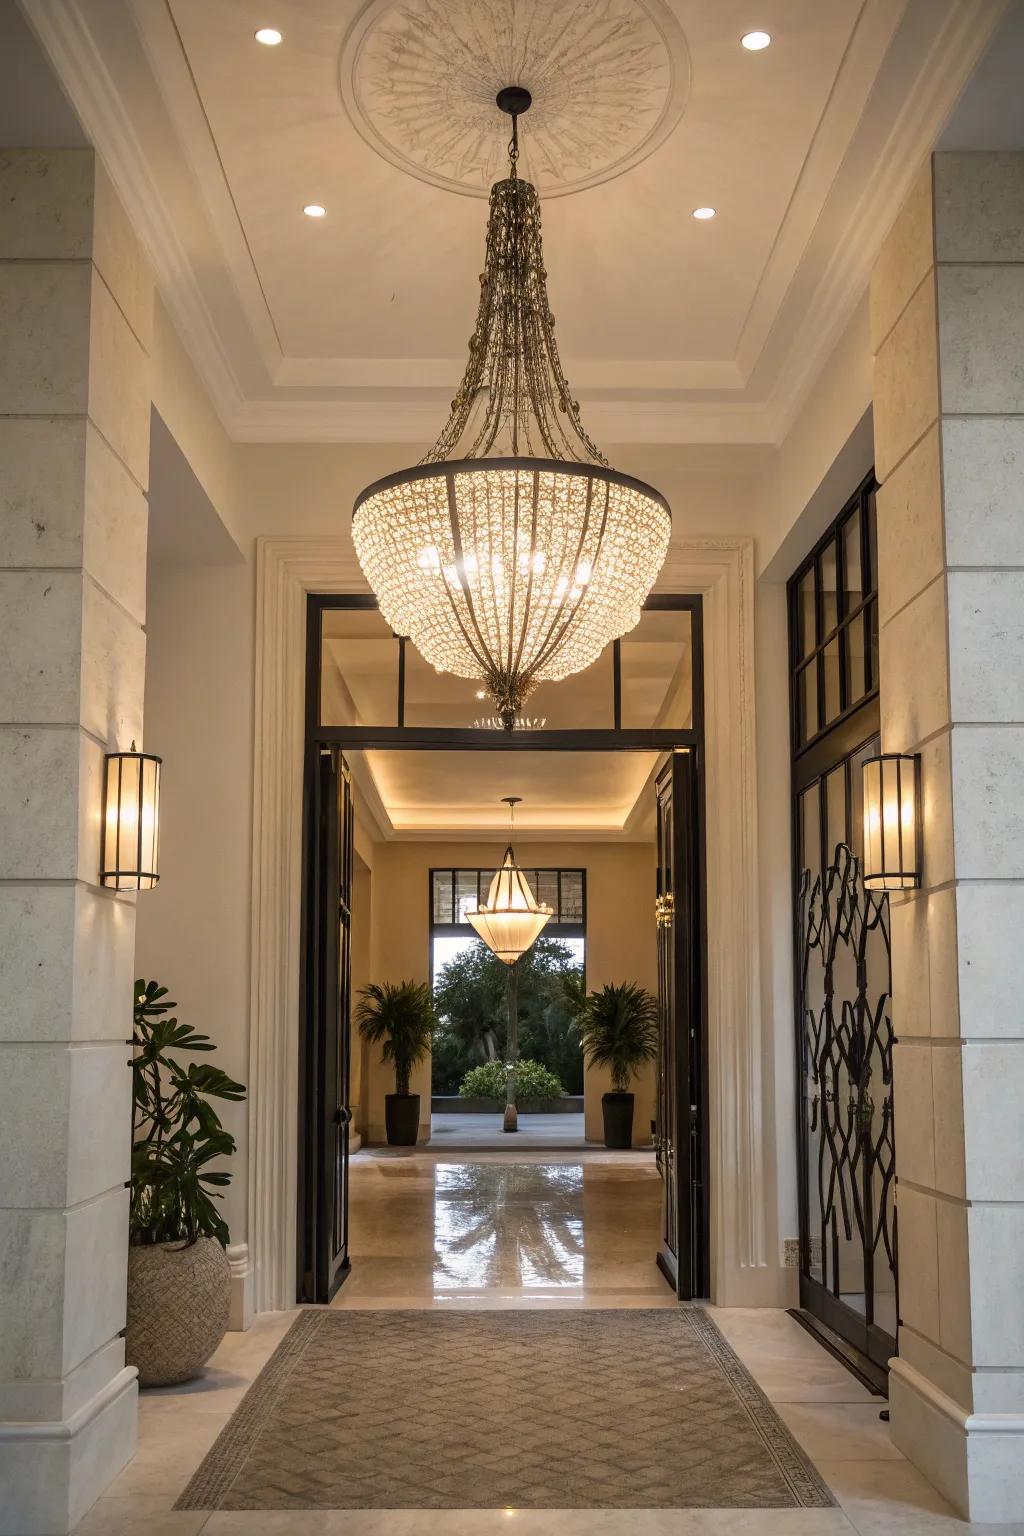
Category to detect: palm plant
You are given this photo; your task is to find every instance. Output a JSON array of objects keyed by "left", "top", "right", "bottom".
[
  {"left": 130, "top": 979, "right": 246, "bottom": 1246},
  {"left": 356, "top": 981, "right": 436, "bottom": 1096},
  {"left": 575, "top": 981, "right": 660, "bottom": 1092}
]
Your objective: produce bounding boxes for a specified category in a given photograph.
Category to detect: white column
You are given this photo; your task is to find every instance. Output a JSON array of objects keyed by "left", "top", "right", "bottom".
[
  {"left": 0, "top": 149, "right": 152, "bottom": 1534},
  {"left": 871, "top": 151, "right": 1024, "bottom": 1524}
]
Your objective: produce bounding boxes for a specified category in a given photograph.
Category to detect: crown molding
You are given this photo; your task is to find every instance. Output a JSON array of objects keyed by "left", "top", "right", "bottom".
[
  {"left": 764, "top": 0, "right": 1008, "bottom": 442},
  {"left": 225, "top": 396, "right": 778, "bottom": 445},
  {"left": 22, "top": 0, "right": 1007, "bottom": 451},
  {"left": 22, "top": 0, "right": 248, "bottom": 427}
]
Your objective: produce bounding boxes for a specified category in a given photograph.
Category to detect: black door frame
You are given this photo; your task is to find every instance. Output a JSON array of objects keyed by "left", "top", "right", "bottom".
[
  {"left": 787, "top": 471, "right": 896, "bottom": 1393},
  {"left": 297, "top": 746, "right": 354, "bottom": 1304},
  {"left": 654, "top": 748, "right": 708, "bottom": 1300},
  {"left": 298, "top": 592, "right": 710, "bottom": 1303}
]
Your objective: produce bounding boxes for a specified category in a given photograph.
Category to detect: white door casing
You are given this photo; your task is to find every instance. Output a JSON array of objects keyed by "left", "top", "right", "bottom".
[{"left": 247, "top": 535, "right": 777, "bottom": 1312}]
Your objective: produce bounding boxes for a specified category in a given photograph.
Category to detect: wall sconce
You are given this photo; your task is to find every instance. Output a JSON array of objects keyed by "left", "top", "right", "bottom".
[
  {"left": 862, "top": 752, "right": 921, "bottom": 891},
  {"left": 100, "top": 743, "right": 162, "bottom": 890}
]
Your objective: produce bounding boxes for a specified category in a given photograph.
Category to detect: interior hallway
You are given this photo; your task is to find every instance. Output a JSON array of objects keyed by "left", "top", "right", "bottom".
[{"left": 72, "top": 1152, "right": 1024, "bottom": 1534}]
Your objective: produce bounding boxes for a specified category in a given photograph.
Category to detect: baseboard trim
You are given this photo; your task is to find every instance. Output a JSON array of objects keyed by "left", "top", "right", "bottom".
[
  {"left": 0, "top": 1366, "right": 137, "bottom": 1442},
  {"left": 0, "top": 1367, "right": 137, "bottom": 1536},
  {"left": 890, "top": 1356, "right": 1024, "bottom": 1523},
  {"left": 226, "top": 1242, "right": 253, "bottom": 1332}
]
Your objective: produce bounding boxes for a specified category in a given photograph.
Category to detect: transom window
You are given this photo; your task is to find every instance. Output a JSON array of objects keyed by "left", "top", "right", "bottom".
[
  {"left": 790, "top": 474, "right": 878, "bottom": 749},
  {"left": 430, "top": 868, "right": 585, "bottom": 929}
]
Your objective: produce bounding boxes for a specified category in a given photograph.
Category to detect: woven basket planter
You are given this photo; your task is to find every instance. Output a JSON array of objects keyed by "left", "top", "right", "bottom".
[{"left": 126, "top": 1237, "right": 230, "bottom": 1387}]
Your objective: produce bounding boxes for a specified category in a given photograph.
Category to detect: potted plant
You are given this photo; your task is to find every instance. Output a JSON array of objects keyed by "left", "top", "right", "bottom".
[
  {"left": 356, "top": 980, "right": 436, "bottom": 1145},
  {"left": 575, "top": 981, "right": 659, "bottom": 1149},
  {"left": 127, "top": 979, "right": 246, "bottom": 1387}
]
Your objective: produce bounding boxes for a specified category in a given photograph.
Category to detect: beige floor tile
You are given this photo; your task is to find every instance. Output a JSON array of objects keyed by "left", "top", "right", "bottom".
[
  {"left": 202, "top": 1512, "right": 856, "bottom": 1536},
  {"left": 775, "top": 1403, "right": 903, "bottom": 1464},
  {"left": 104, "top": 1409, "right": 230, "bottom": 1500},
  {"left": 73, "top": 1496, "right": 210, "bottom": 1535},
  {"left": 817, "top": 1456, "right": 1024, "bottom": 1535}
]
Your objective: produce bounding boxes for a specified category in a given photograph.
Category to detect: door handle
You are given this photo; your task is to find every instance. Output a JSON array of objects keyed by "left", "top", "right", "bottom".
[{"left": 334, "top": 1106, "right": 352, "bottom": 1126}]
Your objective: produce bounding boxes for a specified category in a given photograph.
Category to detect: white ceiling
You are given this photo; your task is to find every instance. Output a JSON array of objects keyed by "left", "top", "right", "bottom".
[
  {"left": 350, "top": 748, "right": 662, "bottom": 839},
  {"left": 23, "top": 0, "right": 1005, "bottom": 445}
]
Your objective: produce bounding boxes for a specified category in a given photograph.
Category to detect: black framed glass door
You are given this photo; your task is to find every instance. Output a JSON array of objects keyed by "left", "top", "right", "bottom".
[
  {"left": 655, "top": 748, "right": 707, "bottom": 1299},
  {"left": 298, "top": 746, "right": 354, "bottom": 1303},
  {"left": 789, "top": 472, "right": 897, "bottom": 1390}
]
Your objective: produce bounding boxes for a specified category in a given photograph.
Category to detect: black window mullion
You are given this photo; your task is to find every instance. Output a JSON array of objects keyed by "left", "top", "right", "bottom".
[{"left": 814, "top": 555, "right": 826, "bottom": 737}]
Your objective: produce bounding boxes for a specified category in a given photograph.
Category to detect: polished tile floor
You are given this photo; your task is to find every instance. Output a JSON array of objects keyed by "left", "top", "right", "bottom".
[
  {"left": 427, "top": 1110, "right": 589, "bottom": 1148},
  {"left": 77, "top": 1151, "right": 1022, "bottom": 1535}
]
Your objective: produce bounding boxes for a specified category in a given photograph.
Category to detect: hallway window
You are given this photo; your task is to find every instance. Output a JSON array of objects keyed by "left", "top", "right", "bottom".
[
  {"left": 431, "top": 867, "right": 586, "bottom": 928},
  {"left": 790, "top": 475, "right": 878, "bottom": 749},
  {"left": 430, "top": 866, "right": 586, "bottom": 983}
]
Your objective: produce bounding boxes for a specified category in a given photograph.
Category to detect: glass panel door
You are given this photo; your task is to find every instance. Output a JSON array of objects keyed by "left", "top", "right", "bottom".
[
  {"left": 300, "top": 748, "right": 353, "bottom": 1303},
  {"left": 655, "top": 749, "right": 706, "bottom": 1299}
]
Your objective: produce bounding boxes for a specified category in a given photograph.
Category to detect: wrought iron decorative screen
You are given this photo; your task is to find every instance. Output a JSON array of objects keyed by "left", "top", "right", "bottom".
[
  {"left": 789, "top": 472, "right": 897, "bottom": 1385},
  {"left": 797, "top": 829, "right": 896, "bottom": 1366}
]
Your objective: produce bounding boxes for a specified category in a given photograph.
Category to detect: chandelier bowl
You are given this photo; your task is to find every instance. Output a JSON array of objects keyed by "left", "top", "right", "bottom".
[{"left": 353, "top": 456, "right": 670, "bottom": 719}]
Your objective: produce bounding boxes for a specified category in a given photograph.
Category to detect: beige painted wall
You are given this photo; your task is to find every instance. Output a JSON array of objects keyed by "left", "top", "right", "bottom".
[{"left": 356, "top": 837, "right": 657, "bottom": 1145}]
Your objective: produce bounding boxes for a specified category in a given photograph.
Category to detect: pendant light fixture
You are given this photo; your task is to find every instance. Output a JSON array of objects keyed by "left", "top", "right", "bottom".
[
  {"left": 467, "top": 797, "right": 552, "bottom": 965},
  {"left": 353, "top": 87, "right": 671, "bottom": 730},
  {"left": 467, "top": 796, "right": 551, "bottom": 1132}
]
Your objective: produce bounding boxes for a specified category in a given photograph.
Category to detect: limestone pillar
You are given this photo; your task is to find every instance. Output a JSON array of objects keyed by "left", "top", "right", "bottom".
[
  {"left": 871, "top": 151, "right": 1024, "bottom": 1523},
  {"left": 0, "top": 149, "right": 152, "bottom": 1534}
]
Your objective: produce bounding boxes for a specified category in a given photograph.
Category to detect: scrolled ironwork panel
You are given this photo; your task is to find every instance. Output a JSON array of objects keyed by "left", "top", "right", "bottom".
[{"left": 798, "top": 842, "right": 896, "bottom": 1338}]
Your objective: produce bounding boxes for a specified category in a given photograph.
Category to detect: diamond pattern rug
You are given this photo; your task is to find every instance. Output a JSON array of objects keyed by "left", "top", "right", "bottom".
[{"left": 176, "top": 1309, "right": 835, "bottom": 1510}]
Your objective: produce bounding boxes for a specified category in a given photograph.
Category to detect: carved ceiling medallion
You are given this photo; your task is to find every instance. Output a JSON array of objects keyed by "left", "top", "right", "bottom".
[{"left": 339, "top": 0, "right": 690, "bottom": 198}]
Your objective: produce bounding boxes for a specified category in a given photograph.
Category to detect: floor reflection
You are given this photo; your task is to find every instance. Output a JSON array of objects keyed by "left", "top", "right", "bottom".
[
  {"left": 339, "top": 1149, "right": 668, "bottom": 1307},
  {"left": 433, "top": 1163, "right": 585, "bottom": 1290}
]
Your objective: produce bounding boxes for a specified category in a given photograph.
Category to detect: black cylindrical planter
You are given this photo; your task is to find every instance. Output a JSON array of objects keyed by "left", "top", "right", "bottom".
[
  {"left": 385, "top": 1093, "right": 420, "bottom": 1146},
  {"left": 601, "top": 1091, "right": 635, "bottom": 1149}
]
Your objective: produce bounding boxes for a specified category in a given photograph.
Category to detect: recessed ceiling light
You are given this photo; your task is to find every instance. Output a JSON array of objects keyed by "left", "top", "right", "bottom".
[
  {"left": 741, "top": 30, "right": 771, "bottom": 50},
  {"left": 254, "top": 27, "right": 282, "bottom": 46},
  {"left": 303, "top": 204, "right": 326, "bottom": 218},
  {"left": 692, "top": 206, "right": 716, "bottom": 220}
]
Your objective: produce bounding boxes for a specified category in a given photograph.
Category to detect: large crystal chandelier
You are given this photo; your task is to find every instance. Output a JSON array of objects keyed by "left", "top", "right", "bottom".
[{"left": 352, "top": 86, "right": 671, "bottom": 729}]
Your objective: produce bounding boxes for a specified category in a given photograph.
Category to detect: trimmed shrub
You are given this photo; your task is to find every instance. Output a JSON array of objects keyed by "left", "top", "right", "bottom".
[{"left": 459, "top": 1057, "right": 565, "bottom": 1105}]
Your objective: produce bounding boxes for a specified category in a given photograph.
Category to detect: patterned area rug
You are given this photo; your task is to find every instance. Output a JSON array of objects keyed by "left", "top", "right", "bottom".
[{"left": 176, "top": 1309, "right": 835, "bottom": 1511}]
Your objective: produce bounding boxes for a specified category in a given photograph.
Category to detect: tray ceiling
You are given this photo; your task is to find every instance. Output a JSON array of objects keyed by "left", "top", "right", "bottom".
[{"left": 24, "top": 0, "right": 1004, "bottom": 442}]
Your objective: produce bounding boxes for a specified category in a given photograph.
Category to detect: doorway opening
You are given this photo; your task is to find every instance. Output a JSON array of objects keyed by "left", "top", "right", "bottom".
[
  {"left": 428, "top": 858, "right": 587, "bottom": 1150},
  {"left": 298, "top": 594, "right": 708, "bottom": 1306}
]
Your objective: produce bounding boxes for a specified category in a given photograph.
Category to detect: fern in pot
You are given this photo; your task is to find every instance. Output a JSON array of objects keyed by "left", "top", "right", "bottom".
[
  {"left": 574, "top": 982, "right": 659, "bottom": 1149},
  {"left": 127, "top": 979, "right": 246, "bottom": 1387}
]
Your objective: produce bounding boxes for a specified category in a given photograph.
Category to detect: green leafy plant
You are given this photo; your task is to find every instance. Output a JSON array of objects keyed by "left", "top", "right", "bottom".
[
  {"left": 459, "top": 1057, "right": 565, "bottom": 1105},
  {"left": 574, "top": 982, "right": 660, "bottom": 1093},
  {"left": 130, "top": 979, "right": 246, "bottom": 1248},
  {"left": 356, "top": 981, "right": 436, "bottom": 1096}
]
